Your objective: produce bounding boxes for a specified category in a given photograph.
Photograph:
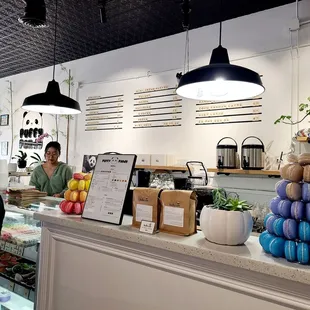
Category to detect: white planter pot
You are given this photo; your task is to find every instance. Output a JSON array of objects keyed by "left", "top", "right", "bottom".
[{"left": 200, "top": 206, "right": 253, "bottom": 246}]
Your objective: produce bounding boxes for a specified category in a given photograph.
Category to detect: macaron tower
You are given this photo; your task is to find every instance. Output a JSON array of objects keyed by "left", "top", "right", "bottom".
[{"left": 260, "top": 153, "right": 310, "bottom": 264}]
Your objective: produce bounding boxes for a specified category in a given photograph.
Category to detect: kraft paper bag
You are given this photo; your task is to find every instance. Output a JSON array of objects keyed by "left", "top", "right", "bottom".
[{"left": 159, "top": 190, "right": 197, "bottom": 236}]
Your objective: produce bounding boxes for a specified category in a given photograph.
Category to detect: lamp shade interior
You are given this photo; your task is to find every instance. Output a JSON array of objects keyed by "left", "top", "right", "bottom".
[
  {"left": 22, "top": 101, "right": 81, "bottom": 115},
  {"left": 176, "top": 63, "right": 264, "bottom": 101}
]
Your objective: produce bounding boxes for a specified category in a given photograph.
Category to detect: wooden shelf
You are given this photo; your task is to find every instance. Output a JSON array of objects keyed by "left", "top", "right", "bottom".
[
  {"left": 9, "top": 172, "right": 31, "bottom": 177},
  {"left": 208, "top": 168, "right": 280, "bottom": 177},
  {"left": 135, "top": 165, "right": 187, "bottom": 172}
]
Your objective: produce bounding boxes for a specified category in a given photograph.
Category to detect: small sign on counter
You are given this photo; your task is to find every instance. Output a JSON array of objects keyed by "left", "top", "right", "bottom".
[{"left": 139, "top": 221, "right": 156, "bottom": 234}]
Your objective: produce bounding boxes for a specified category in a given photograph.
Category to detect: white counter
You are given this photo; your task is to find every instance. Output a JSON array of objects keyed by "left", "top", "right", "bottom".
[{"left": 34, "top": 210, "right": 310, "bottom": 310}]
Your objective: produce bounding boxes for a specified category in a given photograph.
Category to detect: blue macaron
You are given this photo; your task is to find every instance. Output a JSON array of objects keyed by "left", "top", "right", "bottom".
[
  {"left": 291, "top": 201, "right": 305, "bottom": 221},
  {"left": 269, "top": 196, "right": 281, "bottom": 215},
  {"left": 269, "top": 237, "right": 285, "bottom": 258},
  {"left": 297, "top": 242, "right": 310, "bottom": 264},
  {"left": 278, "top": 199, "right": 292, "bottom": 218},
  {"left": 266, "top": 215, "right": 278, "bottom": 234},
  {"left": 259, "top": 231, "right": 275, "bottom": 254},
  {"left": 283, "top": 219, "right": 298, "bottom": 240},
  {"left": 299, "top": 221, "right": 310, "bottom": 242},
  {"left": 276, "top": 180, "right": 289, "bottom": 199},
  {"left": 284, "top": 240, "right": 297, "bottom": 262},
  {"left": 273, "top": 217, "right": 285, "bottom": 237},
  {"left": 302, "top": 183, "right": 310, "bottom": 202},
  {"left": 306, "top": 203, "right": 310, "bottom": 222}
]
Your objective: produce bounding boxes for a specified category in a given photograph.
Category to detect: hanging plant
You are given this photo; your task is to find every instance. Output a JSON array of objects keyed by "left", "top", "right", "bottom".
[{"left": 275, "top": 97, "right": 310, "bottom": 125}]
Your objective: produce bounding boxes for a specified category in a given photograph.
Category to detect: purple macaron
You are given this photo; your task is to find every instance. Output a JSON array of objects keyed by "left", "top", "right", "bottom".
[
  {"left": 283, "top": 219, "right": 298, "bottom": 240},
  {"left": 306, "top": 203, "right": 310, "bottom": 222},
  {"left": 278, "top": 200, "right": 292, "bottom": 218},
  {"left": 266, "top": 215, "right": 279, "bottom": 234},
  {"left": 291, "top": 201, "right": 305, "bottom": 221},
  {"left": 276, "top": 180, "right": 289, "bottom": 199},
  {"left": 302, "top": 183, "right": 310, "bottom": 202},
  {"left": 269, "top": 197, "right": 281, "bottom": 215}
]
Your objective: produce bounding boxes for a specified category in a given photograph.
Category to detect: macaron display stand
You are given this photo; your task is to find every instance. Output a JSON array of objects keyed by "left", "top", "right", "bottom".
[{"left": 260, "top": 154, "right": 310, "bottom": 264}]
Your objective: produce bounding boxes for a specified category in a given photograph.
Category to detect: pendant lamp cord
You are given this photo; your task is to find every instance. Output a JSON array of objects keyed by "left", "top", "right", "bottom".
[
  {"left": 219, "top": 0, "right": 223, "bottom": 46},
  {"left": 52, "top": 0, "right": 58, "bottom": 80},
  {"left": 219, "top": 21, "right": 222, "bottom": 46},
  {"left": 182, "top": 0, "right": 191, "bottom": 73},
  {"left": 183, "top": 29, "right": 190, "bottom": 73}
]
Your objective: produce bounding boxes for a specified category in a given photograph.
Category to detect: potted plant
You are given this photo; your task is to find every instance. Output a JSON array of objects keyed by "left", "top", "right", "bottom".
[
  {"left": 13, "top": 151, "right": 27, "bottom": 169},
  {"left": 30, "top": 152, "right": 42, "bottom": 169},
  {"left": 200, "top": 188, "right": 253, "bottom": 245}
]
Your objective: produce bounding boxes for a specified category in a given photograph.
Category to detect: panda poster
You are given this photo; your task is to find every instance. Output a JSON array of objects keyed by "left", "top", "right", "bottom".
[
  {"left": 82, "top": 155, "right": 98, "bottom": 173},
  {"left": 19, "top": 111, "right": 44, "bottom": 149}
]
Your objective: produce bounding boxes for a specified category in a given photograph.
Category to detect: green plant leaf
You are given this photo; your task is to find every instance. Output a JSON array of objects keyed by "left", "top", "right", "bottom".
[{"left": 32, "top": 152, "right": 41, "bottom": 161}]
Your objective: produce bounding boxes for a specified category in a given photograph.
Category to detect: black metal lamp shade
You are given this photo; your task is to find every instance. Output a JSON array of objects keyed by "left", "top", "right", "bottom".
[
  {"left": 176, "top": 45, "right": 265, "bottom": 101},
  {"left": 18, "top": 0, "right": 47, "bottom": 28},
  {"left": 22, "top": 80, "right": 81, "bottom": 115}
]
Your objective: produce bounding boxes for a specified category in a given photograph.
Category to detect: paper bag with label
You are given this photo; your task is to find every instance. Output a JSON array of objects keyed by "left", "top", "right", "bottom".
[
  {"left": 132, "top": 188, "right": 161, "bottom": 228},
  {"left": 159, "top": 190, "right": 197, "bottom": 236}
]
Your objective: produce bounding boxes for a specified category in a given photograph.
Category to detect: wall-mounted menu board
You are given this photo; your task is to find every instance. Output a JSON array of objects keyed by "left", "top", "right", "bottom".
[
  {"left": 195, "top": 97, "right": 262, "bottom": 126},
  {"left": 133, "top": 85, "right": 182, "bottom": 129},
  {"left": 85, "top": 94, "right": 124, "bottom": 131}
]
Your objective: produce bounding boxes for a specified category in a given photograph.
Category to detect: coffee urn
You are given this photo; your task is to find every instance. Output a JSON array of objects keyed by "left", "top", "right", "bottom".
[
  {"left": 241, "top": 136, "right": 265, "bottom": 170},
  {"left": 216, "top": 137, "right": 238, "bottom": 169}
]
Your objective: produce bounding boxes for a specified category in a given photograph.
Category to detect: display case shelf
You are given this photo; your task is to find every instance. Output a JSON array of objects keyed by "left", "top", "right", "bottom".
[
  {"left": 0, "top": 284, "right": 33, "bottom": 310},
  {"left": 0, "top": 241, "right": 37, "bottom": 263},
  {"left": 208, "top": 168, "right": 280, "bottom": 177},
  {"left": 0, "top": 198, "right": 59, "bottom": 309},
  {"left": 0, "top": 273, "right": 35, "bottom": 293}
]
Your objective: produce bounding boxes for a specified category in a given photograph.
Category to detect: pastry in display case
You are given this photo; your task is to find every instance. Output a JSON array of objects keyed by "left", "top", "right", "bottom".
[{"left": 0, "top": 197, "right": 61, "bottom": 310}]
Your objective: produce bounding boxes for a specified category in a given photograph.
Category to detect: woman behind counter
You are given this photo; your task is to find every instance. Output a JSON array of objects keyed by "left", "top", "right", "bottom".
[{"left": 30, "top": 142, "right": 72, "bottom": 197}]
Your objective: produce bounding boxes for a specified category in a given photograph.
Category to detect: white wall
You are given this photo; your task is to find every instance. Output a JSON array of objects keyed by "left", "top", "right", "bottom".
[{"left": 1, "top": 1, "right": 310, "bottom": 206}]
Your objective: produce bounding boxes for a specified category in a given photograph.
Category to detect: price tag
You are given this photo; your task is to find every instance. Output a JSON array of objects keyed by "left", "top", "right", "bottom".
[
  {"left": 10, "top": 244, "right": 17, "bottom": 255},
  {"left": 4, "top": 243, "right": 12, "bottom": 253},
  {"left": 0, "top": 240, "right": 5, "bottom": 250},
  {"left": 139, "top": 221, "right": 156, "bottom": 235},
  {"left": 23, "top": 288, "right": 30, "bottom": 299},
  {"left": 16, "top": 246, "right": 24, "bottom": 257},
  {"left": 8, "top": 281, "right": 14, "bottom": 291}
]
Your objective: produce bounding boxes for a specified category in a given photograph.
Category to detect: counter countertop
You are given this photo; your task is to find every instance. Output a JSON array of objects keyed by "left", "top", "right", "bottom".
[{"left": 34, "top": 210, "right": 310, "bottom": 285}]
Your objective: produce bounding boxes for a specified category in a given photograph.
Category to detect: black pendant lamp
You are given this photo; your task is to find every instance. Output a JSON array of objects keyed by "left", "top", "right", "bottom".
[
  {"left": 18, "top": 0, "right": 47, "bottom": 28},
  {"left": 22, "top": 0, "right": 81, "bottom": 115},
  {"left": 176, "top": 1, "right": 264, "bottom": 102}
]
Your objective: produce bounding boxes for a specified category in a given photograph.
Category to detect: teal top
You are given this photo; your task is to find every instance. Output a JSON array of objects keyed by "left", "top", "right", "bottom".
[{"left": 29, "top": 162, "right": 72, "bottom": 197}]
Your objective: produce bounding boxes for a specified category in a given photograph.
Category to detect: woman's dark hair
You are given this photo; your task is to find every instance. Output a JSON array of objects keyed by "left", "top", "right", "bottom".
[{"left": 45, "top": 141, "right": 61, "bottom": 155}]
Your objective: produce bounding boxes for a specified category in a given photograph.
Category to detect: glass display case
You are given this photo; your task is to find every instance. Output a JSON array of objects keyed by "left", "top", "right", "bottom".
[{"left": 0, "top": 197, "right": 61, "bottom": 310}]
